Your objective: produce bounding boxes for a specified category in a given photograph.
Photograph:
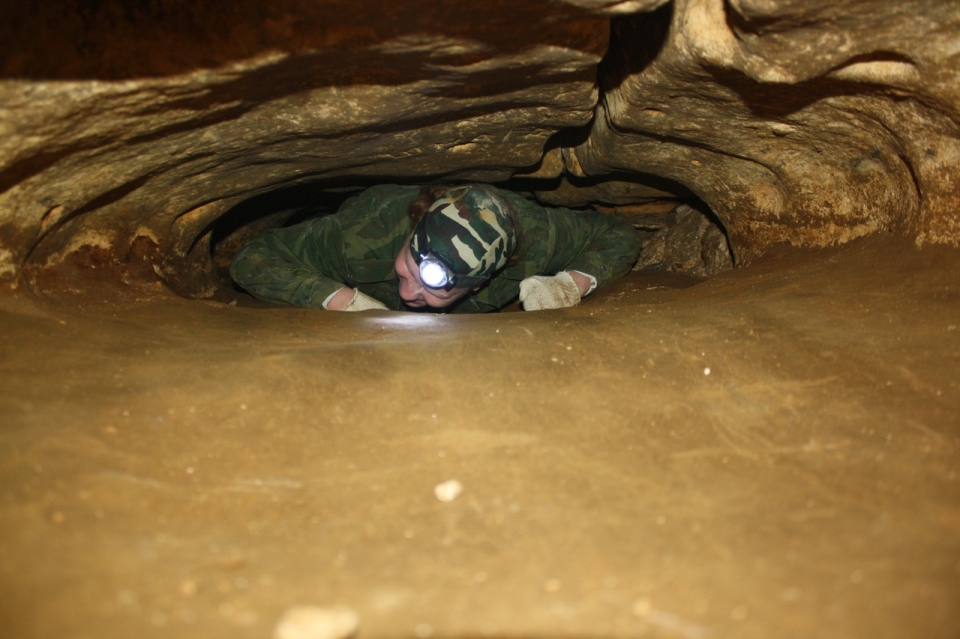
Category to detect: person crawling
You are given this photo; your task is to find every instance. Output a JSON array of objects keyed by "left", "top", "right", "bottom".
[{"left": 230, "top": 184, "right": 640, "bottom": 313}]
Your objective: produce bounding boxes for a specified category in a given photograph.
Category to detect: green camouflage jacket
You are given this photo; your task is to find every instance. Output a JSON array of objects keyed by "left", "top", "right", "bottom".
[{"left": 230, "top": 184, "right": 640, "bottom": 313}]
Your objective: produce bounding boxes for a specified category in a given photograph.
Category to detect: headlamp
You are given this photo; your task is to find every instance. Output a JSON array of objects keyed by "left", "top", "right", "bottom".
[
  {"left": 419, "top": 258, "right": 453, "bottom": 288},
  {"left": 412, "top": 218, "right": 460, "bottom": 290}
]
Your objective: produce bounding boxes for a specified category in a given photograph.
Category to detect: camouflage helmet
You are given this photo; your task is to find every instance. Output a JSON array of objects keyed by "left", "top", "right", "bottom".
[{"left": 409, "top": 185, "right": 517, "bottom": 288}]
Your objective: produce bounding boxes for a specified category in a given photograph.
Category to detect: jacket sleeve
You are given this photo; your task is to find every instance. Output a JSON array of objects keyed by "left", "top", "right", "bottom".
[
  {"left": 545, "top": 208, "right": 641, "bottom": 288},
  {"left": 229, "top": 216, "right": 350, "bottom": 309}
]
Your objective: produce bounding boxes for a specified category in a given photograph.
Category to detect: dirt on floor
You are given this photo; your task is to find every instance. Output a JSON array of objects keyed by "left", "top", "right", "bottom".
[{"left": 0, "top": 235, "right": 958, "bottom": 639}]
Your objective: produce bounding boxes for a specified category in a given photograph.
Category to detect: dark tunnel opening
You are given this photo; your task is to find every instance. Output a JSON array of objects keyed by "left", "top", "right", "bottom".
[
  {"left": 206, "top": 172, "right": 734, "bottom": 308},
  {"left": 196, "top": 4, "right": 735, "bottom": 308}
]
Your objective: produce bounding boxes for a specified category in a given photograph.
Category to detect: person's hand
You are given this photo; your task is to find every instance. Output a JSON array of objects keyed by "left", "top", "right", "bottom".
[
  {"left": 324, "top": 287, "right": 356, "bottom": 310},
  {"left": 327, "top": 288, "right": 388, "bottom": 311},
  {"left": 519, "top": 271, "right": 582, "bottom": 311}
]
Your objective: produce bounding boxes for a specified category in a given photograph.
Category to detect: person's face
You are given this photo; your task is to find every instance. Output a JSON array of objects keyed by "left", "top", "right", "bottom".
[{"left": 394, "top": 244, "right": 476, "bottom": 309}]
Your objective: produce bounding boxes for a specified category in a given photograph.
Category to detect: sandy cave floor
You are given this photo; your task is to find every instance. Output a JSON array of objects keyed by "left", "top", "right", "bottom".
[{"left": 0, "top": 236, "right": 959, "bottom": 639}]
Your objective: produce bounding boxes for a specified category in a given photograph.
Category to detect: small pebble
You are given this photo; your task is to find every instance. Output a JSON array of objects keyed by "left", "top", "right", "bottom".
[
  {"left": 434, "top": 479, "right": 463, "bottom": 502},
  {"left": 703, "top": 367, "right": 711, "bottom": 376},
  {"left": 273, "top": 605, "right": 359, "bottom": 639}
]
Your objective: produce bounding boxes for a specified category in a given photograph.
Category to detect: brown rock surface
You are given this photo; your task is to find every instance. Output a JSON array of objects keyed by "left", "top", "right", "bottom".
[
  {"left": 629, "top": 203, "right": 734, "bottom": 277},
  {"left": 1, "top": 237, "right": 958, "bottom": 639},
  {"left": 574, "top": 0, "right": 960, "bottom": 262}
]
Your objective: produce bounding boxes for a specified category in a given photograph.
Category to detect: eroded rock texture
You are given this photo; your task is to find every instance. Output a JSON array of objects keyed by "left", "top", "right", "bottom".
[
  {"left": 0, "top": 0, "right": 957, "bottom": 297},
  {"left": 574, "top": 0, "right": 960, "bottom": 263}
]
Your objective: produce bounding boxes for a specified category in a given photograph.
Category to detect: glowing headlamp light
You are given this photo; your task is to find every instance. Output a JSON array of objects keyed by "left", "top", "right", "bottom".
[
  {"left": 419, "top": 258, "right": 453, "bottom": 288},
  {"left": 412, "top": 219, "right": 460, "bottom": 291}
]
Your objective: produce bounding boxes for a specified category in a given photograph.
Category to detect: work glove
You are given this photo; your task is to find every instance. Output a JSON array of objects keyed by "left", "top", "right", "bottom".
[
  {"left": 519, "top": 271, "right": 581, "bottom": 311},
  {"left": 340, "top": 289, "right": 388, "bottom": 312}
]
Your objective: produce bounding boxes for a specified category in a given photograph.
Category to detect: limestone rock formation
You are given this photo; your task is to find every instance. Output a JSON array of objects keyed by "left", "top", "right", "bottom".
[
  {"left": 627, "top": 203, "right": 733, "bottom": 277},
  {"left": 0, "top": 0, "right": 957, "bottom": 298},
  {"left": 573, "top": 0, "right": 960, "bottom": 263}
]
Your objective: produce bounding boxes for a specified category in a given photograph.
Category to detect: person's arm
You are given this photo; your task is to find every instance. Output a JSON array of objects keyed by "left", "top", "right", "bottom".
[
  {"left": 324, "top": 286, "right": 357, "bottom": 310},
  {"left": 517, "top": 208, "right": 640, "bottom": 310},
  {"left": 230, "top": 217, "right": 353, "bottom": 309},
  {"left": 550, "top": 209, "right": 641, "bottom": 290},
  {"left": 565, "top": 270, "right": 595, "bottom": 297}
]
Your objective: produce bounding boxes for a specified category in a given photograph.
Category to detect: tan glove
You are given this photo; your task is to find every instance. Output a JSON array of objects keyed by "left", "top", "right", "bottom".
[
  {"left": 519, "top": 271, "right": 581, "bottom": 311},
  {"left": 340, "top": 289, "right": 388, "bottom": 312}
]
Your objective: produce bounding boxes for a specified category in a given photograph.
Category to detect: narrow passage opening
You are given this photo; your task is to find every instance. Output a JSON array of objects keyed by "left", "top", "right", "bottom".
[{"left": 208, "top": 175, "right": 733, "bottom": 309}]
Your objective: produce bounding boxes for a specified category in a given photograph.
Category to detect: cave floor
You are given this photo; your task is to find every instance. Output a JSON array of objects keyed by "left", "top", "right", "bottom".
[{"left": 1, "top": 236, "right": 959, "bottom": 639}]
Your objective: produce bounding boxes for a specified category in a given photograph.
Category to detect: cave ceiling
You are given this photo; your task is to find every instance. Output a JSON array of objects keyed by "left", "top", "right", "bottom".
[{"left": 1, "top": 0, "right": 958, "bottom": 298}]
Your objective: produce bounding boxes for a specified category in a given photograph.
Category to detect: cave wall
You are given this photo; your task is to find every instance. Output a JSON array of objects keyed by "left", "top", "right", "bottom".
[
  {"left": 574, "top": 0, "right": 960, "bottom": 263},
  {"left": 0, "top": 0, "right": 958, "bottom": 298}
]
